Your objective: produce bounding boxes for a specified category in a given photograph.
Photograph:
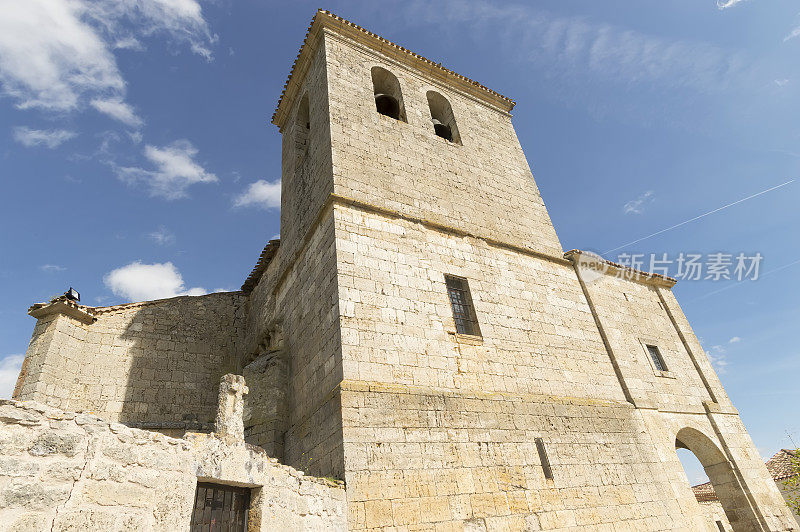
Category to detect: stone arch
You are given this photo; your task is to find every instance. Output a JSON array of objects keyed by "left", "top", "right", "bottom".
[
  {"left": 674, "top": 427, "right": 757, "bottom": 531},
  {"left": 371, "top": 66, "right": 406, "bottom": 121},
  {"left": 426, "top": 90, "right": 461, "bottom": 144}
]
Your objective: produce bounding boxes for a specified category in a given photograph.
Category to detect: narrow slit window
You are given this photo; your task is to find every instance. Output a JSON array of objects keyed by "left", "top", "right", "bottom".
[
  {"left": 716, "top": 521, "right": 725, "bottom": 532},
  {"left": 535, "top": 438, "right": 553, "bottom": 480},
  {"left": 445, "top": 275, "right": 481, "bottom": 337},
  {"left": 646, "top": 344, "right": 667, "bottom": 372}
]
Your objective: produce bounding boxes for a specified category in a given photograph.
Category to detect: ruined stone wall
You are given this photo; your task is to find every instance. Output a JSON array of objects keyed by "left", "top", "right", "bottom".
[
  {"left": 0, "top": 400, "right": 346, "bottom": 531},
  {"left": 14, "top": 292, "right": 245, "bottom": 434},
  {"left": 324, "top": 32, "right": 563, "bottom": 259}
]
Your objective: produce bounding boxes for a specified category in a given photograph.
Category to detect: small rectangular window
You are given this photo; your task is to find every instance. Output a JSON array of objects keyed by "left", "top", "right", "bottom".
[
  {"left": 191, "top": 482, "right": 250, "bottom": 531},
  {"left": 646, "top": 344, "right": 667, "bottom": 372},
  {"left": 716, "top": 521, "right": 725, "bottom": 532},
  {"left": 445, "top": 275, "right": 481, "bottom": 336},
  {"left": 535, "top": 437, "right": 553, "bottom": 480}
]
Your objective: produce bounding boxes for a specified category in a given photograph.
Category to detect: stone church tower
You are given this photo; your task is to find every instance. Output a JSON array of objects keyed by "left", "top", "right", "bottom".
[{"left": 12, "top": 10, "right": 797, "bottom": 531}]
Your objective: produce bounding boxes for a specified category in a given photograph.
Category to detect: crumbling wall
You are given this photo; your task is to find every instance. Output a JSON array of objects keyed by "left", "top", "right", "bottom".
[{"left": 0, "top": 399, "right": 346, "bottom": 531}]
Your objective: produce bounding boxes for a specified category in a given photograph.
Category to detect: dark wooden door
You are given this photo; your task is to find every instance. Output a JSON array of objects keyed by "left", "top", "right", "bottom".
[{"left": 190, "top": 482, "right": 250, "bottom": 531}]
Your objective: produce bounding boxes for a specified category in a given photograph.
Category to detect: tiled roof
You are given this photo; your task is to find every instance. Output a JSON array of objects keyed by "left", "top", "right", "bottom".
[
  {"left": 691, "top": 449, "right": 798, "bottom": 502},
  {"left": 766, "top": 449, "right": 799, "bottom": 481},
  {"left": 272, "top": 10, "right": 515, "bottom": 128},
  {"left": 691, "top": 481, "right": 718, "bottom": 502},
  {"left": 241, "top": 239, "right": 281, "bottom": 293}
]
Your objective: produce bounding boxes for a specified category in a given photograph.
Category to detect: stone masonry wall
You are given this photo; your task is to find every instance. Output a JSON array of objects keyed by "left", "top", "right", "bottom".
[
  {"left": 324, "top": 32, "right": 564, "bottom": 259},
  {"left": 333, "top": 204, "right": 625, "bottom": 401},
  {"left": 330, "top": 204, "right": 799, "bottom": 530},
  {"left": 244, "top": 210, "right": 343, "bottom": 480},
  {"left": 577, "top": 271, "right": 722, "bottom": 412},
  {"left": 699, "top": 500, "right": 734, "bottom": 531},
  {"left": 279, "top": 36, "right": 334, "bottom": 262},
  {"left": 341, "top": 382, "right": 717, "bottom": 531},
  {"left": 15, "top": 292, "right": 245, "bottom": 434},
  {"left": 0, "top": 399, "right": 346, "bottom": 531}
]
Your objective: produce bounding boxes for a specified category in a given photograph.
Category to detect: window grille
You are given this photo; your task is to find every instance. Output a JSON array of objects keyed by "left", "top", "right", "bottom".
[
  {"left": 190, "top": 482, "right": 250, "bottom": 531},
  {"left": 646, "top": 344, "right": 667, "bottom": 372},
  {"left": 445, "top": 275, "right": 481, "bottom": 336}
]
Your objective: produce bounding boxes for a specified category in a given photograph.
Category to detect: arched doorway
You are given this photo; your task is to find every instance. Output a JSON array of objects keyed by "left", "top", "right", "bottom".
[{"left": 675, "top": 427, "right": 760, "bottom": 531}]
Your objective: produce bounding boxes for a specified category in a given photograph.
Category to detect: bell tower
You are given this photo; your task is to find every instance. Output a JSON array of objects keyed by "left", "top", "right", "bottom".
[{"left": 272, "top": 12, "right": 563, "bottom": 261}]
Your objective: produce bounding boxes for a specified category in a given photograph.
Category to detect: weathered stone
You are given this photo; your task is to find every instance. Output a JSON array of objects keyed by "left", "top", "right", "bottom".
[
  {"left": 6, "top": 9, "right": 797, "bottom": 532},
  {"left": 0, "top": 401, "right": 347, "bottom": 530},
  {"left": 215, "top": 373, "right": 248, "bottom": 442},
  {"left": 28, "top": 431, "right": 82, "bottom": 457}
]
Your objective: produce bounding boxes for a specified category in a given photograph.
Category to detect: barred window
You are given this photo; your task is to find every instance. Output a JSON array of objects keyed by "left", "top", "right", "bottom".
[
  {"left": 646, "top": 344, "right": 667, "bottom": 372},
  {"left": 190, "top": 482, "right": 250, "bottom": 531},
  {"left": 445, "top": 275, "right": 481, "bottom": 336}
]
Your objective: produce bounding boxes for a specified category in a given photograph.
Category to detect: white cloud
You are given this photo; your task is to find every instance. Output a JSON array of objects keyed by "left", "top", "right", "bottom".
[
  {"left": 233, "top": 179, "right": 281, "bottom": 209},
  {"left": 785, "top": 26, "right": 800, "bottom": 42},
  {"left": 90, "top": 98, "right": 143, "bottom": 128},
  {"left": 729, "top": 336, "right": 741, "bottom": 343},
  {"left": 775, "top": 79, "right": 789, "bottom": 87},
  {"left": 116, "top": 140, "right": 218, "bottom": 199},
  {"left": 0, "top": 354, "right": 24, "bottom": 399},
  {"left": 0, "top": 0, "right": 122, "bottom": 111},
  {"left": 708, "top": 344, "right": 729, "bottom": 373},
  {"left": 148, "top": 226, "right": 175, "bottom": 246},
  {"left": 404, "top": 0, "right": 749, "bottom": 99},
  {"left": 0, "top": 0, "right": 214, "bottom": 119},
  {"left": 39, "top": 264, "right": 66, "bottom": 272},
  {"left": 87, "top": 0, "right": 217, "bottom": 60},
  {"left": 716, "top": 0, "right": 748, "bottom": 9},
  {"left": 13, "top": 127, "right": 76, "bottom": 148},
  {"left": 623, "top": 190, "right": 655, "bottom": 214},
  {"left": 103, "top": 261, "right": 206, "bottom": 301}
]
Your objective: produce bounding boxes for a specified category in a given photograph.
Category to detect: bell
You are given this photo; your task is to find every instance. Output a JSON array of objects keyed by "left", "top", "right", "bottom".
[
  {"left": 374, "top": 93, "right": 400, "bottom": 119},
  {"left": 432, "top": 118, "right": 452, "bottom": 142}
]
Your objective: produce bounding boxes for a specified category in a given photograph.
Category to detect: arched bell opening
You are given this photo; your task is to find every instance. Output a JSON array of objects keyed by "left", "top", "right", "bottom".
[
  {"left": 371, "top": 66, "right": 406, "bottom": 122},
  {"left": 426, "top": 90, "right": 461, "bottom": 144}
]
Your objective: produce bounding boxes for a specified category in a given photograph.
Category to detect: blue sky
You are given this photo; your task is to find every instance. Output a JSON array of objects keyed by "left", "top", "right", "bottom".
[{"left": 1, "top": 0, "right": 798, "bottom": 485}]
